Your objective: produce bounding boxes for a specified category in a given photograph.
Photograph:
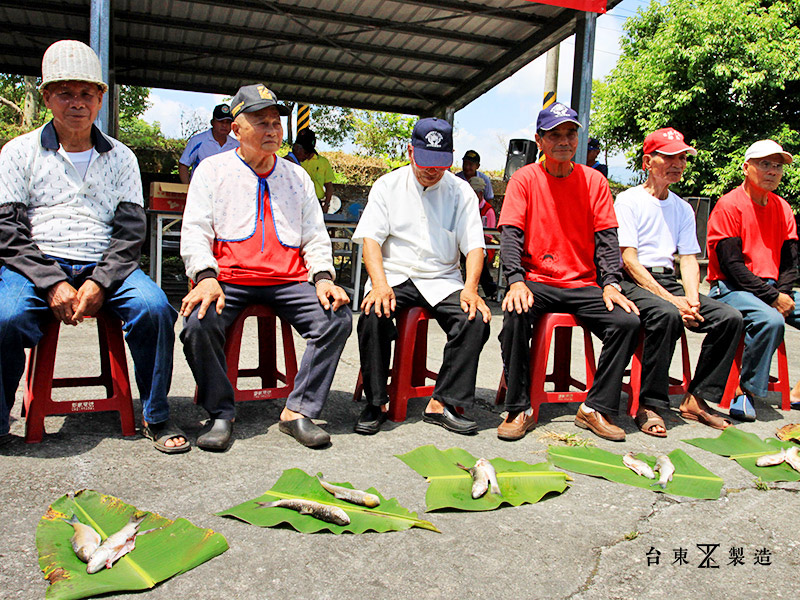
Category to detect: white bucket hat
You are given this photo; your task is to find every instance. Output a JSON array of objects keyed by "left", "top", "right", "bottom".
[{"left": 39, "top": 40, "right": 108, "bottom": 93}]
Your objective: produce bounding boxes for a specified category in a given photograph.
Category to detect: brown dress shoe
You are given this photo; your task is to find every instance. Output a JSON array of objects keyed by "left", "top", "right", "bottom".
[
  {"left": 574, "top": 406, "right": 625, "bottom": 442},
  {"left": 497, "top": 410, "right": 536, "bottom": 441}
]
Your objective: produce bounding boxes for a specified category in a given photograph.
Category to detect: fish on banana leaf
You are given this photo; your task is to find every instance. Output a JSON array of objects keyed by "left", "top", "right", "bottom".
[
  {"left": 755, "top": 448, "right": 786, "bottom": 467},
  {"left": 62, "top": 514, "right": 101, "bottom": 563},
  {"left": 86, "top": 514, "right": 146, "bottom": 574},
  {"left": 623, "top": 452, "right": 655, "bottom": 479},
  {"left": 650, "top": 455, "right": 675, "bottom": 489},
  {"left": 317, "top": 476, "right": 380, "bottom": 507},
  {"left": 457, "top": 458, "right": 502, "bottom": 499},
  {"left": 257, "top": 498, "right": 350, "bottom": 526}
]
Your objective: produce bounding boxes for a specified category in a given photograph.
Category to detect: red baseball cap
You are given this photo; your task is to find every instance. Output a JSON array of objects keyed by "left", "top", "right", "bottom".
[{"left": 643, "top": 127, "right": 697, "bottom": 156}]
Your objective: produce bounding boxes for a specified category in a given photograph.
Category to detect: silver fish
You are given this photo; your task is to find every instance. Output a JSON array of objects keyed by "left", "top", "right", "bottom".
[
  {"left": 257, "top": 498, "right": 350, "bottom": 526},
  {"left": 62, "top": 515, "right": 101, "bottom": 563},
  {"left": 457, "top": 458, "right": 502, "bottom": 499},
  {"left": 623, "top": 452, "right": 655, "bottom": 479},
  {"left": 783, "top": 447, "right": 800, "bottom": 473},
  {"left": 650, "top": 455, "right": 675, "bottom": 489},
  {"left": 317, "top": 476, "right": 380, "bottom": 507},
  {"left": 755, "top": 448, "right": 786, "bottom": 467},
  {"left": 86, "top": 514, "right": 145, "bottom": 574}
]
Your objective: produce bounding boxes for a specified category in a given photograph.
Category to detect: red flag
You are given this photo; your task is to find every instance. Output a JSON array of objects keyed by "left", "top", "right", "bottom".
[{"left": 524, "top": 0, "right": 607, "bottom": 13}]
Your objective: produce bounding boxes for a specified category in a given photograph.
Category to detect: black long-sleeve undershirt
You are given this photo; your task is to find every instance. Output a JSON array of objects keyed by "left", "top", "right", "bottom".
[
  {"left": 715, "top": 237, "right": 798, "bottom": 304},
  {"left": 500, "top": 224, "right": 623, "bottom": 287}
]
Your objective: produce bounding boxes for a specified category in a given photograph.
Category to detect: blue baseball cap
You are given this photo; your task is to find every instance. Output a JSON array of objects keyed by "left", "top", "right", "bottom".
[
  {"left": 411, "top": 117, "right": 453, "bottom": 168},
  {"left": 537, "top": 103, "right": 582, "bottom": 132}
]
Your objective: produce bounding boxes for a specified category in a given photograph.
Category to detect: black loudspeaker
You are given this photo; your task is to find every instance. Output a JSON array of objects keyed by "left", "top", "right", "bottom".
[{"left": 503, "top": 139, "right": 538, "bottom": 181}]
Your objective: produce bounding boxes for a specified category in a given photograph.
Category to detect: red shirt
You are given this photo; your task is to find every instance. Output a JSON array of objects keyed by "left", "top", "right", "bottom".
[
  {"left": 498, "top": 162, "right": 617, "bottom": 288},
  {"left": 215, "top": 165, "right": 308, "bottom": 286},
  {"left": 706, "top": 184, "right": 798, "bottom": 282}
]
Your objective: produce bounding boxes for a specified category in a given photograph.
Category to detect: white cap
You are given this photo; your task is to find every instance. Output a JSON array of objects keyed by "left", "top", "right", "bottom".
[
  {"left": 40, "top": 40, "right": 108, "bottom": 93},
  {"left": 744, "top": 139, "right": 793, "bottom": 164}
]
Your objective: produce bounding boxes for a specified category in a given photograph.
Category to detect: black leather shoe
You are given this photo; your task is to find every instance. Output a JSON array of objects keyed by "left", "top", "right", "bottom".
[
  {"left": 197, "top": 419, "right": 233, "bottom": 451},
  {"left": 422, "top": 404, "right": 478, "bottom": 435},
  {"left": 354, "top": 404, "right": 388, "bottom": 435},
  {"left": 279, "top": 417, "right": 331, "bottom": 448}
]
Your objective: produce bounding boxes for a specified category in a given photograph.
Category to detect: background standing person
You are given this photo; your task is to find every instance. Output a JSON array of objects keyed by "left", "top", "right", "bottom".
[
  {"left": 587, "top": 138, "right": 608, "bottom": 178},
  {"left": 469, "top": 176, "right": 498, "bottom": 300},
  {"left": 178, "top": 103, "right": 239, "bottom": 184},
  {"left": 706, "top": 140, "right": 800, "bottom": 421},
  {"left": 0, "top": 40, "right": 182, "bottom": 452},
  {"left": 616, "top": 128, "right": 743, "bottom": 436},
  {"left": 457, "top": 149, "right": 494, "bottom": 202},
  {"left": 293, "top": 129, "right": 334, "bottom": 213}
]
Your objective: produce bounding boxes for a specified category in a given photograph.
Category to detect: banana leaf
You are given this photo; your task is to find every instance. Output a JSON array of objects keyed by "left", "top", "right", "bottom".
[
  {"left": 216, "top": 468, "right": 439, "bottom": 533},
  {"left": 395, "top": 445, "right": 569, "bottom": 511},
  {"left": 547, "top": 446, "right": 723, "bottom": 499},
  {"left": 684, "top": 427, "right": 800, "bottom": 482},
  {"left": 36, "top": 490, "right": 228, "bottom": 600}
]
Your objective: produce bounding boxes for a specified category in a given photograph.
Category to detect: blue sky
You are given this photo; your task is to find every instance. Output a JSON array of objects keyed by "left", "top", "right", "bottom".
[{"left": 142, "top": 0, "right": 651, "bottom": 182}]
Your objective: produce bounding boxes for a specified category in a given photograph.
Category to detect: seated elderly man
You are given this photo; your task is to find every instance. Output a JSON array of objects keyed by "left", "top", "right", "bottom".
[
  {"left": 498, "top": 103, "right": 640, "bottom": 442},
  {"left": 352, "top": 118, "right": 491, "bottom": 436},
  {"left": 616, "top": 128, "right": 743, "bottom": 436},
  {"left": 707, "top": 140, "right": 800, "bottom": 421},
  {"left": 0, "top": 40, "right": 180, "bottom": 451},
  {"left": 180, "top": 84, "right": 352, "bottom": 451}
]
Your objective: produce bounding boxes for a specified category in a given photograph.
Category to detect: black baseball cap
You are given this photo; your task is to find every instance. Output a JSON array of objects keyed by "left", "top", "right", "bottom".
[
  {"left": 463, "top": 150, "right": 481, "bottom": 163},
  {"left": 588, "top": 137, "right": 601, "bottom": 150},
  {"left": 212, "top": 103, "right": 233, "bottom": 121},
  {"left": 230, "top": 84, "right": 290, "bottom": 119},
  {"left": 411, "top": 118, "right": 453, "bottom": 168}
]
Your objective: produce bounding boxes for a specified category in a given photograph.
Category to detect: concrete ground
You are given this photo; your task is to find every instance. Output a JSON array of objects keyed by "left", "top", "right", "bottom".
[{"left": 3, "top": 298, "right": 800, "bottom": 600}]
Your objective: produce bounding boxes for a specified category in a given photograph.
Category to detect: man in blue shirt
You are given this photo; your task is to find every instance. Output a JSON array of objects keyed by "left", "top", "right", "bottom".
[
  {"left": 178, "top": 104, "right": 239, "bottom": 183},
  {"left": 456, "top": 150, "right": 494, "bottom": 202}
]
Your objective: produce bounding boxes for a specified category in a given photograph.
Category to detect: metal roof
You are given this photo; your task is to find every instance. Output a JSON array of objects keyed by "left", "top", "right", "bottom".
[{"left": 0, "top": 0, "right": 621, "bottom": 115}]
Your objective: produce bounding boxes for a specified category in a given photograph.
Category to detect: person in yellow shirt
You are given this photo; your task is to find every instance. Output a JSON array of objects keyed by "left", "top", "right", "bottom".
[{"left": 293, "top": 129, "right": 334, "bottom": 212}]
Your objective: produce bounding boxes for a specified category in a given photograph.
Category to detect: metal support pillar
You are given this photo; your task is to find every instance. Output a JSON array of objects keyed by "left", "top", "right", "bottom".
[
  {"left": 90, "top": 0, "right": 112, "bottom": 134},
  {"left": 570, "top": 11, "right": 597, "bottom": 166},
  {"left": 543, "top": 45, "right": 559, "bottom": 109}
]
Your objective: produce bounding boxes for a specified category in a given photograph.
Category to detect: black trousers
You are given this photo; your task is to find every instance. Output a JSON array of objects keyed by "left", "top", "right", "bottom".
[
  {"left": 499, "top": 282, "right": 640, "bottom": 415},
  {"left": 621, "top": 275, "right": 744, "bottom": 409},
  {"left": 357, "top": 280, "right": 490, "bottom": 408}
]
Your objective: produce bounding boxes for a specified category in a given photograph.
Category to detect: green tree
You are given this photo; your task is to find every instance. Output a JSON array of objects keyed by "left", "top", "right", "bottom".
[
  {"left": 306, "top": 105, "right": 415, "bottom": 162},
  {"left": 593, "top": 0, "right": 800, "bottom": 205}
]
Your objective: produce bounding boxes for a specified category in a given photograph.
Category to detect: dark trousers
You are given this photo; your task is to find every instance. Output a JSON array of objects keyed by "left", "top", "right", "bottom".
[
  {"left": 499, "top": 282, "right": 640, "bottom": 415},
  {"left": 479, "top": 256, "right": 497, "bottom": 298},
  {"left": 357, "top": 280, "right": 490, "bottom": 408},
  {"left": 180, "top": 281, "right": 352, "bottom": 421},
  {"left": 621, "top": 276, "right": 744, "bottom": 409}
]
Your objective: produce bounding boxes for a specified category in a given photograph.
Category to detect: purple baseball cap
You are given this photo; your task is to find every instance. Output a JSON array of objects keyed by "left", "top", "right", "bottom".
[
  {"left": 411, "top": 117, "right": 453, "bottom": 168},
  {"left": 537, "top": 102, "right": 582, "bottom": 131}
]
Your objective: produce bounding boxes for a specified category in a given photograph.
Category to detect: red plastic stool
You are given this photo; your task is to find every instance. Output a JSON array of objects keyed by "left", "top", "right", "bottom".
[
  {"left": 23, "top": 311, "right": 135, "bottom": 444},
  {"left": 495, "top": 313, "right": 597, "bottom": 422},
  {"left": 221, "top": 304, "right": 298, "bottom": 402},
  {"left": 720, "top": 338, "right": 791, "bottom": 411},
  {"left": 353, "top": 306, "right": 438, "bottom": 422},
  {"left": 623, "top": 329, "right": 692, "bottom": 416}
]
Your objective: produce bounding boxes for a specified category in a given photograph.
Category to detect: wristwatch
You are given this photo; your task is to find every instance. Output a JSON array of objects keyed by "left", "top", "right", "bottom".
[{"left": 608, "top": 282, "right": 622, "bottom": 292}]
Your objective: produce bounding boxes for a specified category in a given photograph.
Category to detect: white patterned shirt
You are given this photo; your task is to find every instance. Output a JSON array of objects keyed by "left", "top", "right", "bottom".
[{"left": 0, "top": 122, "right": 143, "bottom": 262}]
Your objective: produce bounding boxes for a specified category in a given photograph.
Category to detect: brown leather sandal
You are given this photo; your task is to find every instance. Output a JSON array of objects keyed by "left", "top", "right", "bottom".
[{"left": 635, "top": 407, "right": 667, "bottom": 438}]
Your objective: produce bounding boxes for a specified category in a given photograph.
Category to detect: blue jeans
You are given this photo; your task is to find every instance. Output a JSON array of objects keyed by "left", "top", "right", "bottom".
[
  {"left": 709, "top": 280, "right": 800, "bottom": 399},
  {"left": 0, "top": 262, "right": 177, "bottom": 435}
]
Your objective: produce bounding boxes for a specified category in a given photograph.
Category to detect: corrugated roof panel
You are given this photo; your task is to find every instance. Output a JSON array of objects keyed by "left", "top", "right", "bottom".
[{"left": 1, "top": 0, "right": 623, "bottom": 114}]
